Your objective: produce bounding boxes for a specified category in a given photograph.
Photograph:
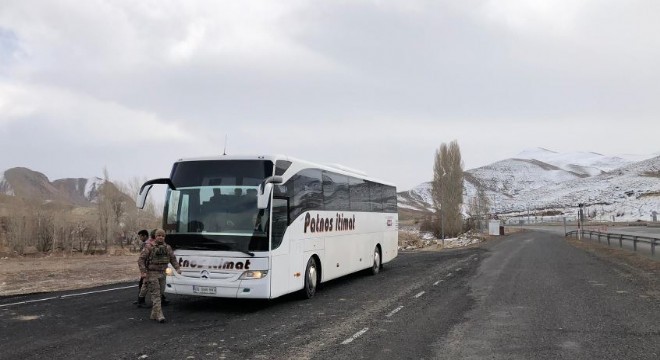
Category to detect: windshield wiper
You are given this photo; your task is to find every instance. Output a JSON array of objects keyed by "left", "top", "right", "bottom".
[
  {"left": 177, "top": 245, "right": 218, "bottom": 251},
  {"left": 240, "top": 249, "right": 255, "bottom": 257},
  {"left": 177, "top": 245, "right": 253, "bottom": 256}
]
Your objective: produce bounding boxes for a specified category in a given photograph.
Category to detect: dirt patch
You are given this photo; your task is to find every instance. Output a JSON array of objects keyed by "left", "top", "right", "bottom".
[{"left": 0, "top": 253, "right": 139, "bottom": 297}]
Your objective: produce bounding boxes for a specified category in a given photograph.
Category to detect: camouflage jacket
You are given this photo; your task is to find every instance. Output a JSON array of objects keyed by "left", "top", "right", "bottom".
[{"left": 138, "top": 242, "right": 179, "bottom": 273}]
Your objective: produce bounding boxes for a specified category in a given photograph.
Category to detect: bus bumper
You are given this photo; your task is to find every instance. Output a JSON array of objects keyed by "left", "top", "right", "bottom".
[{"left": 165, "top": 276, "right": 270, "bottom": 299}]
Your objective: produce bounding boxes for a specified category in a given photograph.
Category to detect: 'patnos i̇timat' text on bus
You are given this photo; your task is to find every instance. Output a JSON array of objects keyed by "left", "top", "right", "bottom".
[{"left": 304, "top": 213, "right": 356, "bottom": 234}]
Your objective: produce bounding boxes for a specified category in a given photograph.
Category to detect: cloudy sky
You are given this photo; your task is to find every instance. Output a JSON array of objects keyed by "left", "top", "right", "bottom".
[{"left": 1, "top": 0, "right": 658, "bottom": 191}]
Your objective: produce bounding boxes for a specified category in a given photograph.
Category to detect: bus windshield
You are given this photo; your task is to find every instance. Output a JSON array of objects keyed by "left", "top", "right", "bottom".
[{"left": 162, "top": 160, "right": 273, "bottom": 252}]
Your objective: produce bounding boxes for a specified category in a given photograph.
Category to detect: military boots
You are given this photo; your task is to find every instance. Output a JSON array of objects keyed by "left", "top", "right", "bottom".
[{"left": 136, "top": 296, "right": 146, "bottom": 308}]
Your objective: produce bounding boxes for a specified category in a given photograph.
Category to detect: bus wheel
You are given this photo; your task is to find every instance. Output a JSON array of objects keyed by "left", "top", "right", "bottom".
[
  {"left": 370, "top": 246, "right": 381, "bottom": 275},
  {"left": 303, "top": 257, "right": 318, "bottom": 299}
]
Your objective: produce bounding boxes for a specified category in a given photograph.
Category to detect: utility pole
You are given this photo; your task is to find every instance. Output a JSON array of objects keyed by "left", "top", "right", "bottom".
[
  {"left": 526, "top": 204, "right": 530, "bottom": 224},
  {"left": 440, "top": 207, "right": 445, "bottom": 242},
  {"left": 491, "top": 194, "right": 496, "bottom": 215},
  {"left": 578, "top": 203, "right": 584, "bottom": 240}
]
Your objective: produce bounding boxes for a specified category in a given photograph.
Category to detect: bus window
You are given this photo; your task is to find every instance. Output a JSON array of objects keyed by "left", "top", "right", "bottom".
[
  {"left": 178, "top": 194, "right": 190, "bottom": 232},
  {"left": 369, "top": 182, "right": 383, "bottom": 212},
  {"left": 323, "top": 172, "right": 349, "bottom": 211},
  {"left": 289, "top": 169, "right": 323, "bottom": 222},
  {"left": 383, "top": 185, "right": 398, "bottom": 213},
  {"left": 166, "top": 190, "right": 181, "bottom": 227},
  {"left": 349, "top": 177, "right": 370, "bottom": 212},
  {"left": 271, "top": 198, "right": 288, "bottom": 250},
  {"left": 275, "top": 160, "right": 292, "bottom": 176}
]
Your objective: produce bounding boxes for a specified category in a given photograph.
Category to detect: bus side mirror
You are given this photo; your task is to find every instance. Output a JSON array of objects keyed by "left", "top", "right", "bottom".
[
  {"left": 136, "top": 184, "right": 153, "bottom": 209},
  {"left": 257, "top": 183, "right": 273, "bottom": 209},
  {"left": 135, "top": 178, "right": 176, "bottom": 209},
  {"left": 257, "top": 176, "right": 283, "bottom": 209}
]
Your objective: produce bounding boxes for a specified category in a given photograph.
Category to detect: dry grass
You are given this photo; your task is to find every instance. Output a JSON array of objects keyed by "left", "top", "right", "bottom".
[
  {"left": 398, "top": 230, "right": 424, "bottom": 248},
  {"left": 0, "top": 253, "right": 139, "bottom": 297}
]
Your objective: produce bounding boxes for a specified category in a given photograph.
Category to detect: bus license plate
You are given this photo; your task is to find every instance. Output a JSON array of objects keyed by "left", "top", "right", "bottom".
[{"left": 193, "top": 285, "right": 217, "bottom": 294}]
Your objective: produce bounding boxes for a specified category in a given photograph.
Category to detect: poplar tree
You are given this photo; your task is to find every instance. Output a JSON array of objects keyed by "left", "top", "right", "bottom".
[
  {"left": 98, "top": 168, "right": 112, "bottom": 251},
  {"left": 467, "top": 183, "right": 490, "bottom": 231},
  {"left": 431, "top": 140, "right": 464, "bottom": 238}
]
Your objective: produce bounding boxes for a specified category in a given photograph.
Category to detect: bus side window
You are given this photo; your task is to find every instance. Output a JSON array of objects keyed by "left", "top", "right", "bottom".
[
  {"left": 289, "top": 169, "right": 323, "bottom": 222},
  {"left": 349, "top": 177, "right": 370, "bottom": 212},
  {"left": 383, "top": 185, "right": 397, "bottom": 213},
  {"left": 271, "top": 198, "right": 288, "bottom": 250},
  {"left": 369, "top": 182, "right": 383, "bottom": 212},
  {"left": 323, "top": 172, "right": 349, "bottom": 211}
]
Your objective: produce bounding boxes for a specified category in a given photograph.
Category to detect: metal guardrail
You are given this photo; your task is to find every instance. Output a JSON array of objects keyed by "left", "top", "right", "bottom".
[{"left": 565, "top": 230, "right": 659, "bottom": 257}]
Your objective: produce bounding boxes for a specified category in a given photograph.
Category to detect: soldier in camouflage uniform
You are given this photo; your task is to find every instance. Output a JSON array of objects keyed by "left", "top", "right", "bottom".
[
  {"left": 138, "top": 229, "right": 181, "bottom": 323},
  {"left": 135, "top": 231, "right": 157, "bottom": 307},
  {"left": 133, "top": 230, "right": 150, "bottom": 306}
]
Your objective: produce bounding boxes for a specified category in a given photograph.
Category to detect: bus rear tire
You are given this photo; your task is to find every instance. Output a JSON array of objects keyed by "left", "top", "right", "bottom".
[
  {"left": 302, "top": 257, "right": 318, "bottom": 299},
  {"left": 370, "top": 246, "right": 381, "bottom": 275}
]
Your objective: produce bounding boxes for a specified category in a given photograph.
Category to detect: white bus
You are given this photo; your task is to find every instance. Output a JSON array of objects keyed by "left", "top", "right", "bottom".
[{"left": 137, "top": 155, "right": 398, "bottom": 299}]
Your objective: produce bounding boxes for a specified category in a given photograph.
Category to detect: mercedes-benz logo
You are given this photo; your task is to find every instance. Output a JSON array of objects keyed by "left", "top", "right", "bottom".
[{"left": 200, "top": 270, "right": 210, "bottom": 279}]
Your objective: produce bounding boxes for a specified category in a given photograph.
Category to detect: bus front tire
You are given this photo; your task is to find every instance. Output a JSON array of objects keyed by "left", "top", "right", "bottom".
[{"left": 302, "top": 257, "right": 318, "bottom": 299}]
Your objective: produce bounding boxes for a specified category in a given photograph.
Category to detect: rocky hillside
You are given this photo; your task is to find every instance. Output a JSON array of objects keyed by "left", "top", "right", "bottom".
[{"left": 0, "top": 167, "right": 109, "bottom": 206}]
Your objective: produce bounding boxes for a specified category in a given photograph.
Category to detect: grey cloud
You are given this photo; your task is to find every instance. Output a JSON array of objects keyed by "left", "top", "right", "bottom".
[{"left": 1, "top": 1, "right": 659, "bottom": 190}]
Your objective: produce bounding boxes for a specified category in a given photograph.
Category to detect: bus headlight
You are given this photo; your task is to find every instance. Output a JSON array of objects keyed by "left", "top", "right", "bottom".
[
  {"left": 165, "top": 268, "right": 174, "bottom": 276},
  {"left": 239, "top": 270, "right": 268, "bottom": 280}
]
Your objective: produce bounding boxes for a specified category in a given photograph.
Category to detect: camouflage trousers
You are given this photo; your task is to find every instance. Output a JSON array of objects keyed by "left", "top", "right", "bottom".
[
  {"left": 139, "top": 272, "right": 165, "bottom": 299},
  {"left": 145, "top": 271, "right": 166, "bottom": 321}
]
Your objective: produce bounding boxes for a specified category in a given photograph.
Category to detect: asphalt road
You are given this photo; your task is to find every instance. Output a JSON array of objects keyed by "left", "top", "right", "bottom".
[
  {"left": 515, "top": 225, "right": 660, "bottom": 258},
  {"left": 1, "top": 231, "right": 659, "bottom": 359},
  {"left": 512, "top": 224, "right": 660, "bottom": 237}
]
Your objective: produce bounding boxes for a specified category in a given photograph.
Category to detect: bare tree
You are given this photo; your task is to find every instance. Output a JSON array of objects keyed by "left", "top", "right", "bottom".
[
  {"left": 117, "top": 177, "right": 161, "bottom": 250},
  {"left": 107, "top": 183, "right": 128, "bottom": 249},
  {"left": 5, "top": 198, "right": 39, "bottom": 253},
  {"left": 98, "top": 170, "right": 149, "bottom": 250},
  {"left": 97, "top": 168, "right": 113, "bottom": 252},
  {"left": 432, "top": 140, "right": 464, "bottom": 238},
  {"left": 77, "top": 222, "right": 98, "bottom": 254},
  {"left": 35, "top": 209, "right": 54, "bottom": 252},
  {"left": 467, "top": 185, "right": 490, "bottom": 231},
  {"left": 119, "top": 176, "right": 160, "bottom": 219},
  {"left": 6, "top": 206, "right": 30, "bottom": 253},
  {"left": 0, "top": 170, "right": 160, "bottom": 255},
  {"left": 3, "top": 197, "right": 80, "bottom": 254}
]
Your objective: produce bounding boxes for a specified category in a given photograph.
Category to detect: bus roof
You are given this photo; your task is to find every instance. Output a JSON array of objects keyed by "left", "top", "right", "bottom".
[{"left": 175, "top": 154, "right": 396, "bottom": 188}]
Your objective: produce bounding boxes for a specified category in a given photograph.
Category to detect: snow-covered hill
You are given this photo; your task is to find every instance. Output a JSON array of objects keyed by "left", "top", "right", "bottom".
[
  {"left": 514, "top": 147, "right": 647, "bottom": 176},
  {"left": 0, "top": 167, "right": 107, "bottom": 206},
  {"left": 466, "top": 158, "right": 582, "bottom": 196},
  {"left": 398, "top": 150, "right": 660, "bottom": 222},
  {"left": 0, "top": 173, "right": 13, "bottom": 196}
]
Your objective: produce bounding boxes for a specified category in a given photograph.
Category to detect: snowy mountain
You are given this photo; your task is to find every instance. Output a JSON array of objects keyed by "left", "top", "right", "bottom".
[
  {"left": 0, "top": 173, "right": 13, "bottom": 196},
  {"left": 52, "top": 177, "right": 105, "bottom": 205},
  {"left": 514, "top": 147, "right": 647, "bottom": 177},
  {"left": 398, "top": 150, "right": 660, "bottom": 222},
  {"left": 0, "top": 167, "right": 106, "bottom": 206}
]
